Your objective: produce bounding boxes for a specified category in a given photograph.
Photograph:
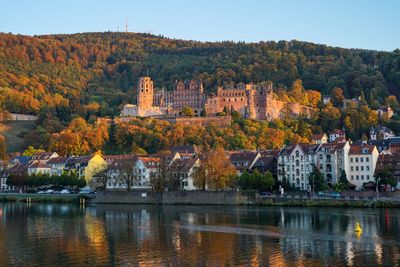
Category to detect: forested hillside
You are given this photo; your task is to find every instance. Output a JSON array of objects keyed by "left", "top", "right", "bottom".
[
  {"left": 0, "top": 32, "right": 399, "bottom": 155},
  {"left": 0, "top": 32, "right": 399, "bottom": 119}
]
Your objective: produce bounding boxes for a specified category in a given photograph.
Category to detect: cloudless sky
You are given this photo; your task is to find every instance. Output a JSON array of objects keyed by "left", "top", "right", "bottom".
[{"left": 1, "top": 0, "right": 399, "bottom": 51}]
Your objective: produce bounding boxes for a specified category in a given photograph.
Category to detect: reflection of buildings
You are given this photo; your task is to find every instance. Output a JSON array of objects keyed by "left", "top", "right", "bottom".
[{"left": 0, "top": 204, "right": 399, "bottom": 265}]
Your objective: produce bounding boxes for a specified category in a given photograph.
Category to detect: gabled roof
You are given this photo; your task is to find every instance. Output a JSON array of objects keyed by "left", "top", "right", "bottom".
[
  {"left": 47, "top": 157, "right": 69, "bottom": 165},
  {"left": 170, "top": 145, "right": 198, "bottom": 155},
  {"left": 32, "top": 152, "right": 57, "bottom": 160},
  {"left": 28, "top": 161, "right": 50, "bottom": 169},
  {"left": 137, "top": 156, "right": 161, "bottom": 169},
  {"left": 370, "top": 126, "right": 394, "bottom": 134},
  {"left": 311, "top": 133, "right": 326, "bottom": 140},
  {"left": 229, "top": 151, "right": 259, "bottom": 162},
  {"left": 259, "top": 149, "right": 280, "bottom": 158},
  {"left": 103, "top": 154, "right": 135, "bottom": 162},
  {"left": 10, "top": 156, "right": 31, "bottom": 165},
  {"left": 169, "top": 157, "right": 199, "bottom": 173},
  {"left": 349, "top": 143, "right": 376, "bottom": 155},
  {"left": 330, "top": 129, "right": 345, "bottom": 135}
]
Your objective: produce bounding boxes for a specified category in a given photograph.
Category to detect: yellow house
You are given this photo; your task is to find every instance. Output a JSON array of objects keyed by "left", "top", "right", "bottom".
[{"left": 65, "top": 154, "right": 108, "bottom": 186}]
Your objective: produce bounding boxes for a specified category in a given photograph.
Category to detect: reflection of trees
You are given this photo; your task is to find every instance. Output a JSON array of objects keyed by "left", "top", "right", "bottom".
[{"left": 1, "top": 204, "right": 400, "bottom": 265}]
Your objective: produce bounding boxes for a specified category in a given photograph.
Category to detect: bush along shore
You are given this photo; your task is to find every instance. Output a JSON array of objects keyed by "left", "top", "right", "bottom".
[
  {"left": 257, "top": 198, "right": 400, "bottom": 208},
  {"left": 0, "top": 193, "right": 84, "bottom": 203}
]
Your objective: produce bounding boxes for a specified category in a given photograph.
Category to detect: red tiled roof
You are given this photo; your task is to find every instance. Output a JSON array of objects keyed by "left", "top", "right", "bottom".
[{"left": 349, "top": 144, "right": 375, "bottom": 155}]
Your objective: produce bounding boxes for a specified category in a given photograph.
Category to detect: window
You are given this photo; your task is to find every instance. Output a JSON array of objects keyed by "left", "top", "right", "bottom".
[
  {"left": 351, "top": 175, "right": 354, "bottom": 180},
  {"left": 296, "top": 160, "right": 299, "bottom": 167},
  {"left": 356, "top": 175, "right": 359, "bottom": 180},
  {"left": 351, "top": 167, "right": 354, "bottom": 171},
  {"left": 296, "top": 151, "right": 300, "bottom": 158},
  {"left": 356, "top": 166, "right": 359, "bottom": 171},
  {"left": 366, "top": 166, "right": 369, "bottom": 171},
  {"left": 355, "top": 158, "right": 359, "bottom": 162},
  {"left": 360, "top": 157, "right": 363, "bottom": 162},
  {"left": 350, "top": 158, "right": 353, "bottom": 163},
  {"left": 366, "top": 157, "right": 369, "bottom": 162},
  {"left": 361, "top": 166, "right": 364, "bottom": 171},
  {"left": 367, "top": 175, "right": 370, "bottom": 180},
  {"left": 361, "top": 175, "right": 364, "bottom": 180}
]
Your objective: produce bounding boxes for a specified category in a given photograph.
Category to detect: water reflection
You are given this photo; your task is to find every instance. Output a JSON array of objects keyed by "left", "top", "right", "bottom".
[{"left": 0, "top": 203, "right": 399, "bottom": 266}]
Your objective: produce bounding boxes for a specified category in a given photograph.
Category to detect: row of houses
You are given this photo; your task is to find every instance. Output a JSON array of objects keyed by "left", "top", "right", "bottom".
[{"left": 1, "top": 132, "right": 400, "bottom": 192}]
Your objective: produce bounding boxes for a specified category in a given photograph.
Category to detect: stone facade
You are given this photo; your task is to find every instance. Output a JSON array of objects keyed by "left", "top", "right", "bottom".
[{"left": 121, "top": 76, "right": 314, "bottom": 120}]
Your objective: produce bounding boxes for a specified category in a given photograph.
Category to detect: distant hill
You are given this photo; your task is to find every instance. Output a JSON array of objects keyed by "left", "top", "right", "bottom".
[{"left": 0, "top": 32, "right": 399, "bottom": 121}]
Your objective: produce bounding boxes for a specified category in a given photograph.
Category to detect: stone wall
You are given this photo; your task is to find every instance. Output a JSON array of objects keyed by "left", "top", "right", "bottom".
[
  {"left": 10, "top": 113, "right": 38, "bottom": 121},
  {"left": 161, "top": 115, "right": 232, "bottom": 127},
  {"left": 93, "top": 190, "right": 250, "bottom": 205},
  {"left": 94, "top": 191, "right": 162, "bottom": 204}
]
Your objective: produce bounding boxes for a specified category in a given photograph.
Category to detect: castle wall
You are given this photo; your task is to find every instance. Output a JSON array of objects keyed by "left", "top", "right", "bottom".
[{"left": 207, "top": 87, "right": 248, "bottom": 116}]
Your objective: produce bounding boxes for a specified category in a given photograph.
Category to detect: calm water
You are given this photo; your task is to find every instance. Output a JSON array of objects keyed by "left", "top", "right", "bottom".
[{"left": 0, "top": 203, "right": 399, "bottom": 266}]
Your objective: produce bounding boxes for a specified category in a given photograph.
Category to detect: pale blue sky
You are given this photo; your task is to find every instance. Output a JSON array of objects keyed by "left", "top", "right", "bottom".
[{"left": 1, "top": 0, "right": 399, "bottom": 51}]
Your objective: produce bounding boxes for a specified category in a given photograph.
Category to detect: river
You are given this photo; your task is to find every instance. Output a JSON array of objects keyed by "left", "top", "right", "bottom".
[{"left": 0, "top": 203, "right": 398, "bottom": 266}]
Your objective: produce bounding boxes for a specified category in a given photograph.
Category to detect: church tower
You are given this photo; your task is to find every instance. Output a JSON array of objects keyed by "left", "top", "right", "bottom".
[{"left": 137, "top": 76, "right": 154, "bottom": 109}]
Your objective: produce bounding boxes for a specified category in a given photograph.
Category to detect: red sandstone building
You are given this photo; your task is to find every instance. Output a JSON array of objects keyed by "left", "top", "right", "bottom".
[{"left": 121, "top": 76, "right": 313, "bottom": 120}]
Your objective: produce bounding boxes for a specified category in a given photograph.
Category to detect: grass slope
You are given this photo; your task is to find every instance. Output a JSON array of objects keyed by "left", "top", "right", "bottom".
[{"left": 0, "top": 121, "right": 36, "bottom": 152}]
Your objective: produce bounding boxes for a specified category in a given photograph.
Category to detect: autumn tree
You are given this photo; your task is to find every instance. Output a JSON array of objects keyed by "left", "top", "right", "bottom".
[
  {"left": 319, "top": 103, "right": 341, "bottom": 132},
  {"left": 0, "top": 135, "right": 6, "bottom": 160},
  {"left": 22, "top": 146, "right": 45, "bottom": 156},
  {"left": 330, "top": 87, "right": 345, "bottom": 107},
  {"left": 182, "top": 106, "right": 195, "bottom": 116},
  {"left": 194, "top": 147, "right": 237, "bottom": 190}
]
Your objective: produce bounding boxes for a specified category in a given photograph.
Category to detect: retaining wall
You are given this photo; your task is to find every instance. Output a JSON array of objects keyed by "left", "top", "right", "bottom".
[{"left": 93, "top": 190, "right": 248, "bottom": 205}]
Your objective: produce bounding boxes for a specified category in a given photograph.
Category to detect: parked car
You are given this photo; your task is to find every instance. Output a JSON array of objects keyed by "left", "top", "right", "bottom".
[
  {"left": 45, "top": 189, "right": 54, "bottom": 194},
  {"left": 318, "top": 191, "right": 325, "bottom": 196},
  {"left": 60, "top": 189, "right": 70, "bottom": 194},
  {"left": 79, "top": 189, "right": 95, "bottom": 195},
  {"left": 37, "top": 191, "right": 45, "bottom": 194},
  {"left": 259, "top": 192, "right": 272, "bottom": 198},
  {"left": 330, "top": 192, "right": 341, "bottom": 199}
]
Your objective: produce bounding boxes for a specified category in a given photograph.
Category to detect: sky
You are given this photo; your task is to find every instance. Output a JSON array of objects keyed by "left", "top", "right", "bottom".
[{"left": 1, "top": 0, "right": 399, "bottom": 51}]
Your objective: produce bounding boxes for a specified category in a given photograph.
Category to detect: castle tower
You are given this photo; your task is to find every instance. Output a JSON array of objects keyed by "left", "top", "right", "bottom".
[
  {"left": 247, "top": 82, "right": 273, "bottom": 120},
  {"left": 137, "top": 76, "right": 154, "bottom": 109}
]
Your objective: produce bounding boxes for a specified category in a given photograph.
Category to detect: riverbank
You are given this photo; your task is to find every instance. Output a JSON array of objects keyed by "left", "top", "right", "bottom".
[
  {"left": 93, "top": 191, "right": 400, "bottom": 208},
  {"left": 0, "top": 193, "right": 84, "bottom": 203},
  {"left": 2, "top": 191, "right": 400, "bottom": 208},
  {"left": 259, "top": 198, "right": 400, "bottom": 208}
]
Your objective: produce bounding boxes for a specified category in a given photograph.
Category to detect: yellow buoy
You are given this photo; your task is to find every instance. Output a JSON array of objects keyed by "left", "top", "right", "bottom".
[{"left": 355, "top": 222, "right": 362, "bottom": 232}]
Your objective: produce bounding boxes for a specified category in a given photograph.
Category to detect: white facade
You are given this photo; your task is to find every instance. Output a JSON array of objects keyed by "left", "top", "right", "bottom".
[
  {"left": 27, "top": 164, "right": 51, "bottom": 175},
  {"left": 278, "top": 144, "right": 319, "bottom": 191},
  {"left": 348, "top": 145, "right": 379, "bottom": 189},
  {"left": 329, "top": 130, "right": 345, "bottom": 143},
  {"left": 316, "top": 141, "right": 350, "bottom": 185}
]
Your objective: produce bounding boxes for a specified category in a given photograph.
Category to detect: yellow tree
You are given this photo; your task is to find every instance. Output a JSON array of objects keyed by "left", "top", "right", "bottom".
[{"left": 194, "top": 147, "right": 237, "bottom": 190}]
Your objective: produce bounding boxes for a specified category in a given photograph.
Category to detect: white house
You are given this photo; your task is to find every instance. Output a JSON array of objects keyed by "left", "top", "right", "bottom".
[
  {"left": 370, "top": 126, "right": 395, "bottom": 141},
  {"left": 278, "top": 143, "right": 320, "bottom": 190},
  {"left": 169, "top": 157, "right": 201, "bottom": 190},
  {"left": 329, "top": 129, "right": 346, "bottom": 143},
  {"left": 47, "top": 157, "right": 69, "bottom": 176},
  {"left": 316, "top": 140, "right": 350, "bottom": 186},
  {"left": 27, "top": 162, "right": 51, "bottom": 175},
  {"left": 348, "top": 143, "right": 379, "bottom": 190}
]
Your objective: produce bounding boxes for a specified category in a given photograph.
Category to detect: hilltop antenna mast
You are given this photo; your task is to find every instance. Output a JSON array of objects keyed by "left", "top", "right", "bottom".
[{"left": 125, "top": 18, "right": 128, "bottom": 33}]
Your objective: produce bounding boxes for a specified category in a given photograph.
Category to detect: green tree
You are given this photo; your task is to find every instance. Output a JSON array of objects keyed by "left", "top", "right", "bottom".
[
  {"left": 308, "top": 165, "right": 327, "bottom": 192},
  {"left": 375, "top": 168, "right": 397, "bottom": 189}
]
